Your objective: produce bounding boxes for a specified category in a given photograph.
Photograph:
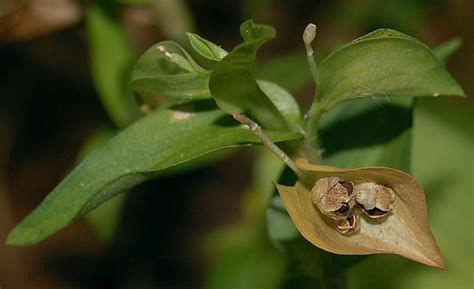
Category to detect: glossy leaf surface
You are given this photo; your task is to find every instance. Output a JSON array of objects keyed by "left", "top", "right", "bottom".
[
  {"left": 131, "top": 41, "right": 210, "bottom": 107},
  {"left": 7, "top": 101, "right": 301, "bottom": 246},
  {"left": 316, "top": 29, "right": 465, "bottom": 112},
  {"left": 186, "top": 32, "right": 228, "bottom": 61},
  {"left": 318, "top": 97, "right": 413, "bottom": 170}
]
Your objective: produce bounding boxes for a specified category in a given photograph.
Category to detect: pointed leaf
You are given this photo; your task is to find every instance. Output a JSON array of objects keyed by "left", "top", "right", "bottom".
[
  {"left": 277, "top": 158, "right": 444, "bottom": 269},
  {"left": 6, "top": 101, "right": 301, "bottom": 246},
  {"left": 209, "top": 20, "right": 290, "bottom": 130},
  {"left": 432, "top": 38, "right": 462, "bottom": 64},
  {"left": 186, "top": 32, "right": 228, "bottom": 61},
  {"left": 316, "top": 29, "right": 465, "bottom": 112},
  {"left": 131, "top": 41, "right": 210, "bottom": 107},
  {"left": 87, "top": 0, "right": 139, "bottom": 127}
]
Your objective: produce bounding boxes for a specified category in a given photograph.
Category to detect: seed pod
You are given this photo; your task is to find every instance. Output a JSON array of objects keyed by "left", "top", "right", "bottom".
[
  {"left": 356, "top": 182, "right": 395, "bottom": 218},
  {"left": 276, "top": 158, "right": 445, "bottom": 269},
  {"left": 311, "top": 177, "right": 356, "bottom": 220},
  {"left": 335, "top": 214, "right": 360, "bottom": 234}
]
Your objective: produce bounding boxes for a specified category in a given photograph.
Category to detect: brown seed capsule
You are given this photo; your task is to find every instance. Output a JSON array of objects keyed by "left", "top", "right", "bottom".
[
  {"left": 334, "top": 214, "right": 360, "bottom": 234},
  {"left": 312, "top": 177, "right": 356, "bottom": 220},
  {"left": 355, "top": 182, "right": 395, "bottom": 218}
]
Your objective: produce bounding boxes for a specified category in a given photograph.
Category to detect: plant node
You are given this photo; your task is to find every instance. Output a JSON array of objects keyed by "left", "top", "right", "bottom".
[{"left": 233, "top": 113, "right": 304, "bottom": 179}]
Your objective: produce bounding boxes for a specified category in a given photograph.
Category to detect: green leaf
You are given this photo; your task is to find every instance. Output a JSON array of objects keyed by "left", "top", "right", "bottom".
[
  {"left": 86, "top": 0, "right": 139, "bottom": 127},
  {"left": 205, "top": 245, "right": 285, "bottom": 289},
  {"left": 6, "top": 101, "right": 301, "bottom": 246},
  {"left": 432, "top": 38, "right": 462, "bottom": 64},
  {"left": 77, "top": 128, "right": 127, "bottom": 243},
  {"left": 86, "top": 193, "right": 126, "bottom": 243},
  {"left": 186, "top": 32, "right": 228, "bottom": 61},
  {"left": 319, "top": 97, "right": 413, "bottom": 171},
  {"left": 315, "top": 29, "right": 465, "bottom": 113},
  {"left": 131, "top": 41, "right": 210, "bottom": 108},
  {"left": 209, "top": 20, "right": 290, "bottom": 130},
  {"left": 256, "top": 80, "right": 302, "bottom": 127}
]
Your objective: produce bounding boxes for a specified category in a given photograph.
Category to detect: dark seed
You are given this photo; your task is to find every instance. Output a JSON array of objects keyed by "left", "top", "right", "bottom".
[
  {"left": 365, "top": 208, "right": 386, "bottom": 216},
  {"left": 337, "top": 203, "right": 350, "bottom": 214},
  {"left": 347, "top": 216, "right": 354, "bottom": 226},
  {"left": 339, "top": 181, "right": 353, "bottom": 196}
]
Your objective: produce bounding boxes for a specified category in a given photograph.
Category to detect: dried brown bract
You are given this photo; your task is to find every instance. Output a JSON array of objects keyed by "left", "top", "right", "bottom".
[
  {"left": 356, "top": 182, "right": 395, "bottom": 218},
  {"left": 275, "top": 158, "right": 444, "bottom": 269},
  {"left": 311, "top": 177, "right": 356, "bottom": 220}
]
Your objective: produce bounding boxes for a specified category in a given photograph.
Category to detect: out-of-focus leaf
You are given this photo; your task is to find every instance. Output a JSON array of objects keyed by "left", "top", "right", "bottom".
[
  {"left": 153, "top": 0, "right": 194, "bottom": 42},
  {"left": 205, "top": 244, "right": 285, "bottom": 289},
  {"left": 257, "top": 52, "right": 319, "bottom": 94},
  {"left": 277, "top": 158, "right": 444, "bottom": 269},
  {"left": 335, "top": 0, "right": 428, "bottom": 34},
  {"left": 131, "top": 41, "right": 210, "bottom": 107},
  {"left": 315, "top": 29, "right": 465, "bottom": 113},
  {"left": 203, "top": 148, "right": 288, "bottom": 289},
  {"left": 251, "top": 148, "right": 285, "bottom": 204},
  {"left": 209, "top": 20, "right": 290, "bottom": 130},
  {"left": 87, "top": 0, "right": 139, "bottom": 127},
  {"left": 6, "top": 101, "right": 301, "bottom": 246},
  {"left": 432, "top": 38, "right": 462, "bottom": 64},
  {"left": 86, "top": 193, "right": 126, "bottom": 243},
  {"left": 117, "top": 0, "right": 156, "bottom": 4},
  {"left": 186, "top": 32, "right": 228, "bottom": 61},
  {"left": 267, "top": 187, "right": 299, "bottom": 249}
]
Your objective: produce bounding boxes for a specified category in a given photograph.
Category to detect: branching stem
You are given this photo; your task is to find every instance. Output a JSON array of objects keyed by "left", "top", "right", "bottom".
[
  {"left": 302, "top": 23, "right": 325, "bottom": 162},
  {"left": 233, "top": 113, "right": 304, "bottom": 179}
]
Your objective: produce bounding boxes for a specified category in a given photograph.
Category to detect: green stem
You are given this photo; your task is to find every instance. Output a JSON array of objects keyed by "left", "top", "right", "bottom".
[
  {"left": 303, "top": 99, "right": 325, "bottom": 163},
  {"left": 305, "top": 42, "right": 318, "bottom": 95},
  {"left": 233, "top": 113, "right": 310, "bottom": 183},
  {"left": 301, "top": 23, "right": 324, "bottom": 163}
]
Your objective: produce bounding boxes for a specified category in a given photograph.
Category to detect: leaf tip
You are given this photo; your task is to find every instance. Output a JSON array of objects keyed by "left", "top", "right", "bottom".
[
  {"left": 5, "top": 226, "right": 29, "bottom": 247},
  {"left": 420, "top": 245, "right": 445, "bottom": 270},
  {"left": 5, "top": 216, "right": 48, "bottom": 247}
]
